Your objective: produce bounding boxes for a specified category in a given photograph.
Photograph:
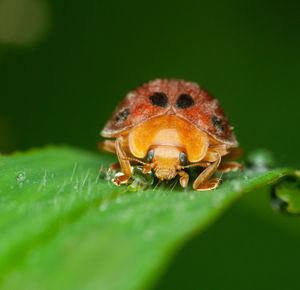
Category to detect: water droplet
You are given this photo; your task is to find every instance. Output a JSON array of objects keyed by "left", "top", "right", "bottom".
[
  {"left": 189, "top": 194, "right": 195, "bottom": 200},
  {"left": 232, "top": 180, "right": 242, "bottom": 191},
  {"left": 99, "top": 203, "right": 108, "bottom": 212},
  {"left": 213, "top": 193, "right": 225, "bottom": 207},
  {"left": 16, "top": 171, "right": 26, "bottom": 181}
]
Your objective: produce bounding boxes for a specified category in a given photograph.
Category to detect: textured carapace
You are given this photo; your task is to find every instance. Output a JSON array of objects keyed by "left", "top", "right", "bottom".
[{"left": 101, "top": 79, "right": 237, "bottom": 146}]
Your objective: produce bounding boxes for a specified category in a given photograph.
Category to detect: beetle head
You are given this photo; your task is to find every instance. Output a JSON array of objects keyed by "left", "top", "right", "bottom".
[{"left": 146, "top": 145, "right": 185, "bottom": 181}]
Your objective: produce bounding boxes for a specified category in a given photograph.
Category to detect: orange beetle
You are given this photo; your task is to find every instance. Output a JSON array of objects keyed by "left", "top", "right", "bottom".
[{"left": 99, "top": 79, "right": 242, "bottom": 191}]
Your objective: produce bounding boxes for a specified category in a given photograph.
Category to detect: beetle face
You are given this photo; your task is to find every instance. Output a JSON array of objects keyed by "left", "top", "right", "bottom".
[{"left": 147, "top": 146, "right": 183, "bottom": 180}]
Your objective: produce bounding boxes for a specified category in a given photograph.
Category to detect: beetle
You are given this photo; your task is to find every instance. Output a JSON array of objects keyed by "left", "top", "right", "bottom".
[{"left": 99, "top": 79, "right": 242, "bottom": 191}]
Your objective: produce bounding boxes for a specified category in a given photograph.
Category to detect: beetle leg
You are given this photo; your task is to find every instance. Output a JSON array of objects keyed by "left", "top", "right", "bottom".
[
  {"left": 194, "top": 178, "right": 222, "bottom": 191},
  {"left": 202, "top": 149, "right": 222, "bottom": 162},
  {"left": 142, "top": 164, "right": 153, "bottom": 174},
  {"left": 193, "top": 153, "right": 222, "bottom": 191},
  {"left": 109, "top": 163, "right": 120, "bottom": 171},
  {"left": 177, "top": 171, "right": 189, "bottom": 188},
  {"left": 98, "top": 140, "right": 116, "bottom": 154},
  {"left": 222, "top": 147, "right": 243, "bottom": 160},
  {"left": 112, "top": 137, "right": 132, "bottom": 185},
  {"left": 217, "top": 162, "right": 243, "bottom": 173},
  {"left": 207, "top": 145, "right": 228, "bottom": 157},
  {"left": 204, "top": 146, "right": 242, "bottom": 162}
]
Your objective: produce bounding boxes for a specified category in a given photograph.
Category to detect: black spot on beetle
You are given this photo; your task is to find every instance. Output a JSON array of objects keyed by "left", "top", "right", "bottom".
[
  {"left": 212, "top": 115, "right": 225, "bottom": 133},
  {"left": 116, "top": 108, "right": 130, "bottom": 123},
  {"left": 175, "top": 94, "right": 195, "bottom": 109},
  {"left": 149, "top": 92, "right": 168, "bottom": 108}
]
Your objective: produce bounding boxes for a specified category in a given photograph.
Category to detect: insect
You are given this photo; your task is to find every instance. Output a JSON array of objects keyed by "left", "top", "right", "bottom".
[{"left": 99, "top": 79, "right": 242, "bottom": 191}]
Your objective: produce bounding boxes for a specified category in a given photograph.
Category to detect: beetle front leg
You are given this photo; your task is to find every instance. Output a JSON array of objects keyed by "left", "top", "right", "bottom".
[
  {"left": 178, "top": 171, "right": 189, "bottom": 188},
  {"left": 112, "top": 137, "right": 132, "bottom": 185},
  {"left": 193, "top": 154, "right": 222, "bottom": 191}
]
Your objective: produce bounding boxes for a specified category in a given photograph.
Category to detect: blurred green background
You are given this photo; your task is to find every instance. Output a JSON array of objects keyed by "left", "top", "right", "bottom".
[{"left": 0, "top": 0, "right": 299, "bottom": 289}]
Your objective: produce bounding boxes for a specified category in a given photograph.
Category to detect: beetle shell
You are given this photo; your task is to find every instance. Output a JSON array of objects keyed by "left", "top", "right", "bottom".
[{"left": 101, "top": 79, "right": 237, "bottom": 146}]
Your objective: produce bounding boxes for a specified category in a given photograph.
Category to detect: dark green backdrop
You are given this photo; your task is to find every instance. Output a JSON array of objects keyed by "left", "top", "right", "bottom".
[{"left": 0, "top": 0, "right": 299, "bottom": 289}]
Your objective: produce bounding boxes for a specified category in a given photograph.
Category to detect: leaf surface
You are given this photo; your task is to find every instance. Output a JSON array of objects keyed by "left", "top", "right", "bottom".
[{"left": 0, "top": 147, "right": 297, "bottom": 290}]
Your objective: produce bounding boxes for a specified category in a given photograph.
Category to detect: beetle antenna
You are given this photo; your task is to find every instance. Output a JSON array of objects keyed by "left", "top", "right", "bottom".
[
  {"left": 181, "top": 162, "right": 211, "bottom": 169},
  {"left": 122, "top": 156, "right": 146, "bottom": 165}
]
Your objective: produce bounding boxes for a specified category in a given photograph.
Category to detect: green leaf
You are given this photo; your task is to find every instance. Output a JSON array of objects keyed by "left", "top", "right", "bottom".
[
  {"left": 0, "top": 147, "right": 298, "bottom": 290},
  {"left": 271, "top": 172, "right": 300, "bottom": 214}
]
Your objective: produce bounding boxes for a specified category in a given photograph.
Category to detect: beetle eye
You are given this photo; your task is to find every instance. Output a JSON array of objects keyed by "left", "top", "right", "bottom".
[
  {"left": 146, "top": 149, "right": 154, "bottom": 162},
  {"left": 179, "top": 152, "right": 188, "bottom": 166}
]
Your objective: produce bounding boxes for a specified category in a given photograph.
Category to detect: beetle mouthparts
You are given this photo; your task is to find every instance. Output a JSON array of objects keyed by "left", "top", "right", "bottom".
[{"left": 155, "top": 168, "right": 176, "bottom": 180}]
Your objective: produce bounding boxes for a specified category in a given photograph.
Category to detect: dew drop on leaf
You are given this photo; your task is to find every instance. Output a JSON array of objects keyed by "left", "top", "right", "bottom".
[
  {"left": 16, "top": 171, "right": 26, "bottom": 181},
  {"left": 99, "top": 203, "right": 108, "bottom": 212}
]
